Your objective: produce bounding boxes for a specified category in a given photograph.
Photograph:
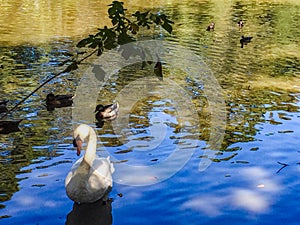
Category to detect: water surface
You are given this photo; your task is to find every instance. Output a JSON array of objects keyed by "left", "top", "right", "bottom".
[{"left": 0, "top": 0, "right": 300, "bottom": 224}]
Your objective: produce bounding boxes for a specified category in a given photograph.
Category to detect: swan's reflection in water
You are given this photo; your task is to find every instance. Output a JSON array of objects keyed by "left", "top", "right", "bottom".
[{"left": 66, "top": 198, "right": 113, "bottom": 225}]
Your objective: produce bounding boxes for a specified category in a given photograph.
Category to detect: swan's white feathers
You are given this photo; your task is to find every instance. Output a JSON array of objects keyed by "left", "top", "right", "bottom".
[{"left": 65, "top": 124, "right": 114, "bottom": 203}]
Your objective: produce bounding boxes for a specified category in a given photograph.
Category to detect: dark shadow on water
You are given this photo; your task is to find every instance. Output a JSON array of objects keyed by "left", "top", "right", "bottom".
[{"left": 65, "top": 198, "right": 113, "bottom": 225}]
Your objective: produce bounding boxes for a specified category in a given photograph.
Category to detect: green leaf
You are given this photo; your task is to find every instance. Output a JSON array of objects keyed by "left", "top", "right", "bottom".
[
  {"left": 104, "top": 39, "right": 117, "bottom": 50},
  {"left": 108, "top": 1, "right": 126, "bottom": 20},
  {"left": 158, "top": 14, "right": 174, "bottom": 26},
  {"left": 117, "top": 32, "right": 135, "bottom": 45},
  {"left": 88, "top": 38, "right": 100, "bottom": 49},
  {"left": 150, "top": 14, "right": 161, "bottom": 25},
  {"left": 132, "top": 11, "right": 141, "bottom": 20},
  {"left": 76, "top": 1, "right": 174, "bottom": 65},
  {"left": 77, "top": 35, "right": 94, "bottom": 48},
  {"left": 130, "top": 23, "right": 139, "bottom": 33},
  {"left": 133, "top": 11, "right": 151, "bottom": 28},
  {"left": 162, "top": 22, "right": 173, "bottom": 34}
]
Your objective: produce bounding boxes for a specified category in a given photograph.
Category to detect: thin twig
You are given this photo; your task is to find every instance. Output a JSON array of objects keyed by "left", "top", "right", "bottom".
[
  {"left": 276, "top": 161, "right": 289, "bottom": 174},
  {"left": 77, "top": 48, "right": 98, "bottom": 64}
]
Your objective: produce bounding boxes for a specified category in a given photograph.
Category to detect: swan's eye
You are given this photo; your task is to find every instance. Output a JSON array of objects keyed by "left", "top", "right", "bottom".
[{"left": 73, "top": 139, "right": 78, "bottom": 147}]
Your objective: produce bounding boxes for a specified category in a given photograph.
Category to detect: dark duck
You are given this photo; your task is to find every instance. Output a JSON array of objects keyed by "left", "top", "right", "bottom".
[
  {"left": 206, "top": 22, "right": 215, "bottom": 31},
  {"left": 0, "top": 119, "right": 22, "bottom": 134},
  {"left": 46, "top": 93, "right": 74, "bottom": 111},
  {"left": 238, "top": 20, "right": 244, "bottom": 29},
  {"left": 0, "top": 100, "right": 9, "bottom": 113},
  {"left": 240, "top": 36, "right": 253, "bottom": 48}
]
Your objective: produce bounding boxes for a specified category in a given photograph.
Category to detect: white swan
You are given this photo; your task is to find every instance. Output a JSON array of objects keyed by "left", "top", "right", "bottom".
[{"left": 65, "top": 124, "right": 114, "bottom": 203}]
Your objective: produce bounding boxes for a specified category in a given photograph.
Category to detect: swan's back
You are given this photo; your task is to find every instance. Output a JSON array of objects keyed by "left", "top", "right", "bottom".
[
  {"left": 90, "top": 156, "right": 114, "bottom": 190},
  {"left": 65, "top": 156, "right": 114, "bottom": 203}
]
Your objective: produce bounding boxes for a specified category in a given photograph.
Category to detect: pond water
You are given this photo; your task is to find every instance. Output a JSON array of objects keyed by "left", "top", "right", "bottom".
[{"left": 1, "top": 0, "right": 300, "bottom": 224}]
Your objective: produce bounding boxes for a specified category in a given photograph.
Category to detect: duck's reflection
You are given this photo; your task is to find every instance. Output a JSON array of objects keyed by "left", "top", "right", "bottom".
[{"left": 66, "top": 198, "right": 113, "bottom": 225}]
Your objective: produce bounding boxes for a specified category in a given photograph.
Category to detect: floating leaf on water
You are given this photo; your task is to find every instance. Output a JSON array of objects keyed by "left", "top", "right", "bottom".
[
  {"left": 280, "top": 116, "right": 292, "bottom": 121},
  {"left": 235, "top": 160, "right": 249, "bottom": 164},
  {"left": 278, "top": 130, "right": 294, "bottom": 134},
  {"left": 38, "top": 173, "right": 49, "bottom": 177},
  {"left": 115, "top": 149, "right": 133, "bottom": 154},
  {"left": 32, "top": 184, "right": 46, "bottom": 188}
]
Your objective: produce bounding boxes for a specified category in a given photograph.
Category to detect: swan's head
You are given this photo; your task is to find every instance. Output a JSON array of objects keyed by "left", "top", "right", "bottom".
[{"left": 73, "top": 124, "right": 91, "bottom": 156}]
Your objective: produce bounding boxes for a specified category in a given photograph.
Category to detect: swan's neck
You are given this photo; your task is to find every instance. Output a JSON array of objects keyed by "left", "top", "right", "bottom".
[{"left": 84, "top": 128, "right": 97, "bottom": 165}]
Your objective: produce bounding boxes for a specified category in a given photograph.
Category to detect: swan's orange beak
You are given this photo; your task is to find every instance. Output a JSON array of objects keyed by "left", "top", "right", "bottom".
[
  {"left": 73, "top": 138, "right": 82, "bottom": 156},
  {"left": 76, "top": 140, "right": 82, "bottom": 156}
]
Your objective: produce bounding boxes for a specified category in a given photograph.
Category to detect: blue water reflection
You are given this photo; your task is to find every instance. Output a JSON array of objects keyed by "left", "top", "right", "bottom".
[
  {"left": 1, "top": 0, "right": 300, "bottom": 225},
  {"left": 2, "top": 111, "right": 300, "bottom": 224}
]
